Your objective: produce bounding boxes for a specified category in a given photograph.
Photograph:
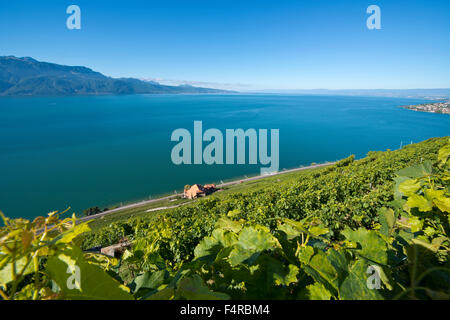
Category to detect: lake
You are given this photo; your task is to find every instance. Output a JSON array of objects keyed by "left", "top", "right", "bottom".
[{"left": 0, "top": 94, "right": 448, "bottom": 220}]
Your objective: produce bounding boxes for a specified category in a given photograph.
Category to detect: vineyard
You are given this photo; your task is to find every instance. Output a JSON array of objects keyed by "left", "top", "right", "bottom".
[{"left": 1, "top": 136, "right": 449, "bottom": 300}]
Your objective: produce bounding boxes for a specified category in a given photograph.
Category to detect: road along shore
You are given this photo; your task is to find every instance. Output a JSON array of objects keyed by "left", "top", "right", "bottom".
[{"left": 80, "top": 162, "right": 334, "bottom": 223}]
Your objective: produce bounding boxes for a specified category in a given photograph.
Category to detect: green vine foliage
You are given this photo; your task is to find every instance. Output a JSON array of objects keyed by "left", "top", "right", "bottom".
[
  {"left": 0, "top": 211, "right": 132, "bottom": 300},
  {"left": 1, "top": 137, "right": 449, "bottom": 300},
  {"left": 82, "top": 137, "right": 448, "bottom": 261}
]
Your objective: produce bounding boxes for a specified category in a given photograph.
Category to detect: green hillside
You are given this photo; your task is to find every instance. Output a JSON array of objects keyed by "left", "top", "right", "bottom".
[
  {"left": 81, "top": 137, "right": 448, "bottom": 256},
  {"left": 1, "top": 136, "right": 449, "bottom": 300}
]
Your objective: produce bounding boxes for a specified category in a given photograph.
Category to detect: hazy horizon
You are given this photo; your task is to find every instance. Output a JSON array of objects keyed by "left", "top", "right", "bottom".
[{"left": 3, "top": 55, "right": 450, "bottom": 95}]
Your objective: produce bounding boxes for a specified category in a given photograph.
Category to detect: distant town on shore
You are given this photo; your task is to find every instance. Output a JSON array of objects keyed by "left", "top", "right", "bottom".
[{"left": 400, "top": 101, "right": 450, "bottom": 114}]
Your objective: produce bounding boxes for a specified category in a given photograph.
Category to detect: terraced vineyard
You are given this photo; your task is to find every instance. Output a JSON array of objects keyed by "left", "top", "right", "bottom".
[{"left": 1, "top": 136, "right": 449, "bottom": 300}]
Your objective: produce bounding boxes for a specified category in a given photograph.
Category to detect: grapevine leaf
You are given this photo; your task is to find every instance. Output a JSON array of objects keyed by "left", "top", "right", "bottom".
[
  {"left": 215, "top": 217, "right": 243, "bottom": 233},
  {"left": 0, "top": 256, "right": 34, "bottom": 285},
  {"left": 277, "top": 223, "right": 302, "bottom": 240},
  {"left": 305, "top": 282, "right": 333, "bottom": 300},
  {"left": 54, "top": 222, "right": 91, "bottom": 244},
  {"left": 193, "top": 235, "right": 223, "bottom": 263},
  {"left": 271, "top": 263, "right": 299, "bottom": 286},
  {"left": 237, "top": 226, "right": 278, "bottom": 252},
  {"left": 378, "top": 207, "right": 395, "bottom": 237},
  {"left": 228, "top": 245, "right": 259, "bottom": 266},
  {"left": 341, "top": 228, "right": 388, "bottom": 265},
  {"left": 408, "top": 216, "right": 424, "bottom": 233},
  {"left": 176, "top": 274, "right": 229, "bottom": 300},
  {"left": 437, "top": 143, "right": 450, "bottom": 166},
  {"left": 398, "top": 179, "right": 421, "bottom": 197},
  {"left": 46, "top": 247, "right": 133, "bottom": 300},
  {"left": 406, "top": 194, "right": 433, "bottom": 212},
  {"left": 146, "top": 286, "right": 175, "bottom": 300},
  {"left": 194, "top": 229, "right": 238, "bottom": 263},
  {"left": 326, "top": 249, "right": 349, "bottom": 287},
  {"left": 396, "top": 161, "right": 432, "bottom": 178},
  {"left": 227, "top": 209, "right": 240, "bottom": 218},
  {"left": 309, "top": 225, "right": 329, "bottom": 237},
  {"left": 297, "top": 246, "right": 314, "bottom": 264},
  {"left": 227, "top": 225, "right": 280, "bottom": 266},
  {"left": 339, "top": 260, "right": 384, "bottom": 300},
  {"left": 133, "top": 270, "right": 167, "bottom": 293},
  {"left": 303, "top": 250, "right": 339, "bottom": 293},
  {"left": 393, "top": 176, "right": 411, "bottom": 200},
  {"left": 212, "top": 229, "right": 239, "bottom": 247},
  {"left": 424, "top": 189, "right": 450, "bottom": 213},
  {"left": 411, "top": 237, "right": 446, "bottom": 253}
]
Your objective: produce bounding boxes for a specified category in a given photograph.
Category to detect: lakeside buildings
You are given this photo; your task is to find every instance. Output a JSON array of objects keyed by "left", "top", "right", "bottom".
[{"left": 400, "top": 101, "right": 450, "bottom": 114}]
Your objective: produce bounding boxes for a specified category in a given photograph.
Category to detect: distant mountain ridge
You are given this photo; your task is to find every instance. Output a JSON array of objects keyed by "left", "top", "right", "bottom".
[
  {"left": 253, "top": 88, "right": 450, "bottom": 99},
  {"left": 0, "top": 56, "right": 229, "bottom": 96}
]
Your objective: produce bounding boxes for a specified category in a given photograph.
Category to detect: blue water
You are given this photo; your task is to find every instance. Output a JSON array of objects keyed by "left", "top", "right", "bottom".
[{"left": 0, "top": 94, "right": 448, "bottom": 220}]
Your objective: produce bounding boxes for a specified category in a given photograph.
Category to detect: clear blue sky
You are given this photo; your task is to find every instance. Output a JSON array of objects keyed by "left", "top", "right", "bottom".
[{"left": 1, "top": 0, "right": 449, "bottom": 89}]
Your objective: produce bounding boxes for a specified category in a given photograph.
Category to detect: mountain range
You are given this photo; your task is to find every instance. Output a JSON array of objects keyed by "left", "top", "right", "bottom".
[
  {"left": 0, "top": 56, "right": 229, "bottom": 96},
  {"left": 254, "top": 88, "right": 450, "bottom": 100}
]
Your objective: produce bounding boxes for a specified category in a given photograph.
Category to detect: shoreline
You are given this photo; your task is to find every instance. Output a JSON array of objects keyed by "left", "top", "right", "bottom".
[
  {"left": 399, "top": 101, "right": 450, "bottom": 114},
  {"left": 80, "top": 162, "right": 334, "bottom": 223}
]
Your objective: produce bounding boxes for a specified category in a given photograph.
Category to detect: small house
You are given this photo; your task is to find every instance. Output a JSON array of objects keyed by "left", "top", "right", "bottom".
[
  {"left": 100, "top": 240, "right": 131, "bottom": 258},
  {"left": 184, "top": 184, "right": 217, "bottom": 199}
]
